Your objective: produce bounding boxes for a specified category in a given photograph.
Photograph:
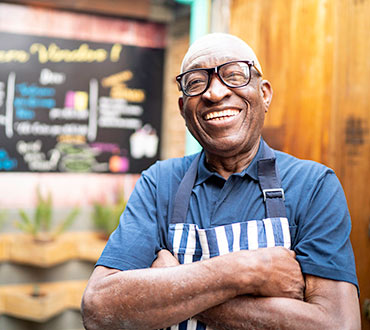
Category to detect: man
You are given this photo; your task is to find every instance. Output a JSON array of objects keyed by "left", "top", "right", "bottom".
[{"left": 81, "top": 33, "right": 360, "bottom": 329}]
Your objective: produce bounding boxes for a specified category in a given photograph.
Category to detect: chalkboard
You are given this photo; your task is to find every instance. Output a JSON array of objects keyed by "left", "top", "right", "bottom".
[{"left": 0, "top": 31, "right": 164, "bottom": 173}]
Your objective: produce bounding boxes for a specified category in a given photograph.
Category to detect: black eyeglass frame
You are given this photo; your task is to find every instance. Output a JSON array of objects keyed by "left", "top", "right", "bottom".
[{"left": 176, "top": 60, "right": 262, "bottom": 97}]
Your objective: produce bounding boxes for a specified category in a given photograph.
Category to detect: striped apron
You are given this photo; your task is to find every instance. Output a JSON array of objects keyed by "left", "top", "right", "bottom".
[{"left": 164, "top": 141, "right": 292, "bottom": 330}]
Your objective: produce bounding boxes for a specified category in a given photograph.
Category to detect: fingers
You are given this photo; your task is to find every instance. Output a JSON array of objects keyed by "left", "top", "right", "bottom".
[
  {"left": 288, "top": 249, "right": 296, "bottom": 257},
  {"left": 151, "top": 249, "right": 180, "bottom": 268},
  {"left": 254, "top": 247, "right": 305, "bottom": 299}
]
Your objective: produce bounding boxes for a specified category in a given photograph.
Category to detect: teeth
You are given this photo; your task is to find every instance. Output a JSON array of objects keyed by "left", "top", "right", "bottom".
[{"left": 205, "top": 109, "right": 240, "bottom": 121}]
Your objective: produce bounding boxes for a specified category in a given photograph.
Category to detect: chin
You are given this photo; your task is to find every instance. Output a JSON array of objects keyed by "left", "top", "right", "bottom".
[
  {"left": 204, "top": 135, "right": 259, "bottom": 156},
  {"left": 204, "top": 144, "right": 242, "bottom": 157}
]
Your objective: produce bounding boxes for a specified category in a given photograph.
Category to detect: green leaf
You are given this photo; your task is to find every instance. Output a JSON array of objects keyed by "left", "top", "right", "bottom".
[
  {"left": 91, "top": 189, "right": 127, "bottom": 237},
  {"left": 16, "top": 209, "right": 36, "bottom": 235},
  {"left": 15, "top": 187, "right": 57, "bottom": 238},
  {"left": 53, "top": 206, "right": 80, "bottom": 237}
]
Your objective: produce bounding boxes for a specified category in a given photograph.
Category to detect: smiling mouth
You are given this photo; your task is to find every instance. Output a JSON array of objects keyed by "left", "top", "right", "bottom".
[{"left": 204, "top": 109, "right": 240, "bottom": 121}]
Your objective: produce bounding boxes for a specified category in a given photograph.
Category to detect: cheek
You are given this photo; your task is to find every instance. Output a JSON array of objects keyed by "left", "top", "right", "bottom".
[
  {"left": 237, "top": 91, "right": 266, "bottom": 127},
  {"left": 235, "top": 85, "right": 258, "bottom": 104},
  {"left": 183, "top": 99, "right": 201, "bottom": 122}
]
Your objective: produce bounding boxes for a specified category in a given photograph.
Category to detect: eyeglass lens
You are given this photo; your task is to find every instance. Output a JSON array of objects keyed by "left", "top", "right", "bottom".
[{"left": 181, "top": 61, "right": 251, "bottom": 96}]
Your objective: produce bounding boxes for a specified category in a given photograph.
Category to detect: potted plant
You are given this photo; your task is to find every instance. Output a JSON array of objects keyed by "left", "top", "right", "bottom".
[
  {"left": 91, "top": 187, "right": 127, "bottom": 240},
  {"left": 15, "top": 186, "right": 80, "bottom": 243},
  {"left": 77, "top": 187, "right": 127, "bottom": 262},
  {"left": 0, "top": 280, "right": 87, "bottom": 322},
  {"left": 10, "top": 186, "right": 80, "bottom": 267}
]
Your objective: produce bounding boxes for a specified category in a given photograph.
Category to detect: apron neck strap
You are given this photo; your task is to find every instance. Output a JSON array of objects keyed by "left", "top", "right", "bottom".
[
  {"left": 257, "top": 140, "right": 287, "bottom": 218},
  {"left": 171, "top": 152, "right": 201, "bottom": 224}
]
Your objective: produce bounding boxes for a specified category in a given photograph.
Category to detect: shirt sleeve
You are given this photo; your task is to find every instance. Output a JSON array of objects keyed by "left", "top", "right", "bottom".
[
  {"left": 96, "top": 165, "right": 161, "bottom": 271},
  {"left": 293, "top": 170, "right": 358, "bottom": 290}
]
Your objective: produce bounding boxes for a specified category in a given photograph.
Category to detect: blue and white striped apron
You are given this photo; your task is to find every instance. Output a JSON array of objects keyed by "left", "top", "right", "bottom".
[{"left": 164, "top": 141, "right": 293, "bottom": 330}]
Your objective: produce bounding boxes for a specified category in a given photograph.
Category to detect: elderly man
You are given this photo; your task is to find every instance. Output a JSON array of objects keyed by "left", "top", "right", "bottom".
[{"left": 81, "top": 33, "right": 360, "bottom": 330}]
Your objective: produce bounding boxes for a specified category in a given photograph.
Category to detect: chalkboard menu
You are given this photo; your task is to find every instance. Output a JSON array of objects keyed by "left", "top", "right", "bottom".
[{"left": 0, "top": 31, "right": 164, "bottom": 173}]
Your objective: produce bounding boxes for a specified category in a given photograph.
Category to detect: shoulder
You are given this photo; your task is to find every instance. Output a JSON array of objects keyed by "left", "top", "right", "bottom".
[
  {"left": 273, "top": 150, "right": 346, "bottom": 211},
  {"left": 274, "top": 150, "right": 334, "bottom": 185}
]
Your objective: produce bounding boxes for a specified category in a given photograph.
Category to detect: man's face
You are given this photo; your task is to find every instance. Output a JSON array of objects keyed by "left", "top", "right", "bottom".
[{"left": 178, "top": 40, "right": 272, "bottom": 158}]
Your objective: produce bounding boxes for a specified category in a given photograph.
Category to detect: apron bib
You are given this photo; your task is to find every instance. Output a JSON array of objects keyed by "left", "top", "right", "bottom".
[{"left": 163, "top": 141, "right": 292, "bottom": 330}]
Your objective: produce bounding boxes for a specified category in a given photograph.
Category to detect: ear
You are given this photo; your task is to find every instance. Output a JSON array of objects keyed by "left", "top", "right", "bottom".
[
  {"left": 259, "top": 80, "right": 273, "bottom": 112},
  {"left": 178, "top": 96, "right": 185, "bottom": 119}
]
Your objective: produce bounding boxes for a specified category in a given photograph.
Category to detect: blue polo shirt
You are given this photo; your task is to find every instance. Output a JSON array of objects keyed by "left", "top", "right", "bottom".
[{"left": 97, "top": 140, "right": 358, "bottom": 290}]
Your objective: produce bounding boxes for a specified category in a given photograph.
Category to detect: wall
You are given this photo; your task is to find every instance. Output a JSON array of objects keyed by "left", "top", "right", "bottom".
[
  {"left": 0, "top": 1, "right": 189, "bottom": 329},
  {"left": 161, "top": 17, "right": 189, "bottom": 159},
  {"left": 230, "top": 0, "right": 370, "bottom": 327}
]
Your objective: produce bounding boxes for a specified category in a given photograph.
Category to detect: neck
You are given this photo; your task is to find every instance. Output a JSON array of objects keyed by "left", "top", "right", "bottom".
[{"left": 204, "top": 139, "right": 261, "bottom": 180}]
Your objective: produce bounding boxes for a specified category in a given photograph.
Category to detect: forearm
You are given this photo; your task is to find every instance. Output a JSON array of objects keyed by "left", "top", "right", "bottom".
[
  {"left": 83, "top": 256, "right": 242, "bottom": 330},
  {"left": 197, "top": 278, "right": 360, "bottom": 330},
  {"left": 197, "top": 295, "right": 329, "bottom": 330},
  {"left": 82, "top": 247, "right": 304, "bottom": 330}
]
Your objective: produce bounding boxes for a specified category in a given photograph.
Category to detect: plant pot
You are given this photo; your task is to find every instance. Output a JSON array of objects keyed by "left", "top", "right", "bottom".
[
  {"left": 9, "top": 233, "right": 77, "bottom": 267},
  {"left": 0, "top": 280, "right": 87, "bottom": 322},
  {"left": 0, "top": 232, "right": 107, "bottom": 266},
  {"left": 1, "top": 283, "right": 66, "bottom": 322}
]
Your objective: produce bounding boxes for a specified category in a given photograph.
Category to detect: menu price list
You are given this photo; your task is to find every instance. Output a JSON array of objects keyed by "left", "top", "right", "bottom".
[{"left": 0, "top": 32, "right": 164, "bottom": 173}]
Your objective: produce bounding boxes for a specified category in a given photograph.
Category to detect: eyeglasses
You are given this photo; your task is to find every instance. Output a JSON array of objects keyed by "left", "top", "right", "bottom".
[{"left": 176, "top": 60, "right": 262, "bottom": 97}]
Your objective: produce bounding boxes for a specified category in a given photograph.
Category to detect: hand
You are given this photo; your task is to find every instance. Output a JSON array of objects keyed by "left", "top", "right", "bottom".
[
  {"left": 252, "top": 247, "right": 305, "bottom": 300},
  {"left": 231, "top": 247, "right": 304, "bottom": 300},
  {"left": 151, "top": 249, "right": 180, "bottom": 268}
]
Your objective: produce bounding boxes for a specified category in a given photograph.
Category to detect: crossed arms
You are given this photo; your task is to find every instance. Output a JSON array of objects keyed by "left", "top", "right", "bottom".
[{"left": 81, "top": 247, "right": 360, "bottom": 330}]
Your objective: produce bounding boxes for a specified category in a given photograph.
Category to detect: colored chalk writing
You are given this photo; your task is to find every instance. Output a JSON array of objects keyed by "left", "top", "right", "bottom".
[
  {"left": 0, "top": 31, "right": 164, "bottom": 173},
  {"left": 0, "top": 148, "right": 18, "bottom": 170}
]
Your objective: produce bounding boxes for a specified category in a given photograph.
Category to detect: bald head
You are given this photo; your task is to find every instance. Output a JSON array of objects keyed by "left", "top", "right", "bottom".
[{"left": 181, "top": 33, "right": 263, "bottom": 75}]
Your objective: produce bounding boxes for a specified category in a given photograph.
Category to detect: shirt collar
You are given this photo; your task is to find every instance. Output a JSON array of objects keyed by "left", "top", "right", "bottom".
[{"left": 195, "top": 138, "right": 265, "bottom": 185}]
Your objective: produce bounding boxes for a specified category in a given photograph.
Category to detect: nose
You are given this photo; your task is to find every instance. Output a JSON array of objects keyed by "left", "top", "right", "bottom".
[{"left": 201, "top": 75, "right": 232, "bottom": 102}]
